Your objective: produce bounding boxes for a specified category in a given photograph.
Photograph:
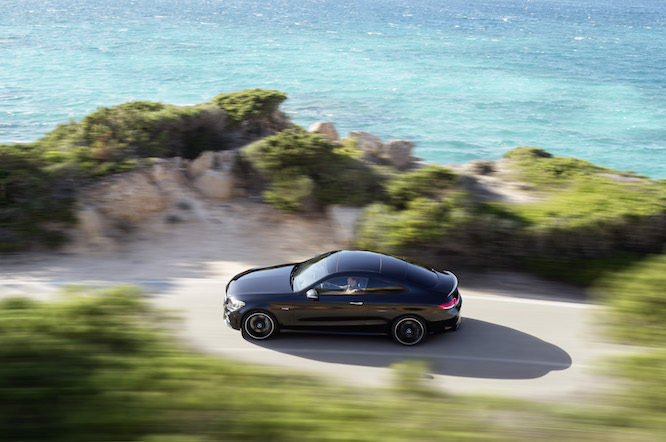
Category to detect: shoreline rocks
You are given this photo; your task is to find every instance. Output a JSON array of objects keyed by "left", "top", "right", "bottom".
[
  {"left": 346, "top": 129, "right": 415, "bottom": 169},
  {"left": 308, "top": 121, "right": 339, "bottom": 142}
]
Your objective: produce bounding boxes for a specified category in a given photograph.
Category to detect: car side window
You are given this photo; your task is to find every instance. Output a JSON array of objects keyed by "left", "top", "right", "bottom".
[
  {"left": 317, "top": 276, "right": 368, "bottom": 295},
  {"left": 365, "top": 278, "right": 406, "bottom": 294}
]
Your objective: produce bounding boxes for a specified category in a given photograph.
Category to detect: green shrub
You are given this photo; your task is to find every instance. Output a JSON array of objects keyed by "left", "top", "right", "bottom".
[
  {"left": 357, "top": 194, "right": 475, "bottom": 252},
  {"left": 243, "top": 128, "right": 383, "bottom": 211},
  {"left": 385, "top": 164, "right": 458, "bottom": 209},
  {"left": 213, "top": 89, "right": 287, "bottom": 125},
  {"left": 263, "top": 173, "right": 314, "bottom": 212},
  {"left": 0, "top": 145, "right": 75, "bottom": 251},
  {"left": 37, "top": 101, "right": 230, "bottom": 163}
]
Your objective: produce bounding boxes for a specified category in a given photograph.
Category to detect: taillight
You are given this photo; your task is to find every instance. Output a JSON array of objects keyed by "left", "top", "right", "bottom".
[{"left": 438, "top": 297, "right": 458, "bottom": 310}]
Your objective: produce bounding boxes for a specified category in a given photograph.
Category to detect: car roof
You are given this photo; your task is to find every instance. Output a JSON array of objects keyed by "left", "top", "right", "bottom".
[{"left": 323, "top": 250, "right": 418, "bottom": 281}]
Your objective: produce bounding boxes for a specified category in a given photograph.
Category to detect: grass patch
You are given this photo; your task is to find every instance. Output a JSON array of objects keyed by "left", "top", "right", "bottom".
[
  {"left": 504, "top": 178, "right": 666, "bottom": 230},
  {"left": 503, "top": 146, "right": 609, "bottom": 186}
]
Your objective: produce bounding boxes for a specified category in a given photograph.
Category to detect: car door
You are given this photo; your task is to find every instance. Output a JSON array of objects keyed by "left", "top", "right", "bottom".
[
  {"left": 361, "top": 277, "right": 410, "bottom": 332},
  {"left": 287, "top": 275, "right": 370, "bottom": 332}
]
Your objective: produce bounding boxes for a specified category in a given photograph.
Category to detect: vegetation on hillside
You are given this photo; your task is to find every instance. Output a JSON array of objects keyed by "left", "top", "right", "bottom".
[
  {"left": 0, "top": 89, "right": 288, "bottom": 251},
  {"left": 0, "top": 144, "right": 76, "bottom": 251},
  {"left": 3, "top": 90, "right": 666, "bottom": 289},
  {"left": 0, "top": 286, "right": 662, "bottom": 441},
  {"left": 357, "top": 146, "right": 666, "bottom": 282}
]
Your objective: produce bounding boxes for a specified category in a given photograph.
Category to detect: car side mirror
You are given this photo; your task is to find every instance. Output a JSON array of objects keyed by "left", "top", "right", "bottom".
[{"left": 306, "top": 288, "right": 319, "bottom": 301}]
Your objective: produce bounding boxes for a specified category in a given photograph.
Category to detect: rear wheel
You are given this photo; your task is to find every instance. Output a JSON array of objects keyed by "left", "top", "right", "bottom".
[
  {"left": 241, "top": 311, "right": 278, "bottom": 341},
  {"left": 391, "top": 316, "right": 426, "bottom": 346}
]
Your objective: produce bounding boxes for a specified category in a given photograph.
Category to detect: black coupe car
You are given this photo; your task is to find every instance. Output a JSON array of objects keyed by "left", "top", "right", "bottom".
[{"left": 224, "top": 250, "right": 462, "bottom": 346}]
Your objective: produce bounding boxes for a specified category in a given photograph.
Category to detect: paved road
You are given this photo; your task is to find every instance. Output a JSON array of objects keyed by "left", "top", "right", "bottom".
[{"left": 0, "top": 275, "right": 626, "bottom": 402}]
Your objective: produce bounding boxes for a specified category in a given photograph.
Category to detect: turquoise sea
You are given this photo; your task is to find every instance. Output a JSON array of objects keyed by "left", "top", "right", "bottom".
[{"left": 1, "top": 0, "right": 665, "bottom": 177}]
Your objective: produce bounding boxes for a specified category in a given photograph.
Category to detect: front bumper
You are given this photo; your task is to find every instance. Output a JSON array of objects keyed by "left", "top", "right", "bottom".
[{"left": 224, "top": 305, "right": 243, "bottom": 330}]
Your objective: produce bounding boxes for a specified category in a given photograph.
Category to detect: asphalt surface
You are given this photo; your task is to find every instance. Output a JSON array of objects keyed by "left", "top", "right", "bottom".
[{"left": 0, "top": 275, "right": 627, "bottom": 402}]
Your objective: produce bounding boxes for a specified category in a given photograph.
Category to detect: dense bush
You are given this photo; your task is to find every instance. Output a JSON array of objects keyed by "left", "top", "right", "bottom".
[
  {"left": 213, "top": 88, "right": 287, "bottom": 125},
  {"left": 35, "top": 101, "right": 233, "bottom": 165},
  {"left": 242, "top": 128, "right": 384, "bottom": 211},
  {"left": 0, "top": 145, "right": 75, "bottom": 251},
  {"left": 385, "top": 165, "right": 458, "bottom": 209}
]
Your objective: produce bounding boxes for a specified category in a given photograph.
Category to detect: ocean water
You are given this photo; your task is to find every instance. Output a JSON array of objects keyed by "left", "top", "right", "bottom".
[{"left": 1, "top": 0, "right": 665, "bottom": 177}]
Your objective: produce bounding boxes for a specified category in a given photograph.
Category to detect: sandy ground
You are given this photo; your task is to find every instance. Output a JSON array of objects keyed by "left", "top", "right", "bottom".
[{"left": 0, "top": 199, "right": 629, "bottom": 402}]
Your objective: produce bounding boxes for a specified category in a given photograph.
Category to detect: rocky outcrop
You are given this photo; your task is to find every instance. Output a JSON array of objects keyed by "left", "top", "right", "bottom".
[
  {"left": 308, "top": 122, "right": 339, "bottom": 142},
  {"left": 383, "top": 140, "right": 415, "bottom": 169},
  {"left": 346, "top": 131, "right": 416, "bottom": 169},
  {"left": 348, "top": 131, "right": 384, "bottom": 156},
  {"left": 193, "top": 170, "right": 234, "bottom": 200},
  {"left": 187, "top": 151, "right": 218, "bottom": 179},
  {"left": 79, "top": 170, "right": 169, "bottom": 224},
  {"left": 73, "top": 150, "right": 244, "bottom": 249}
]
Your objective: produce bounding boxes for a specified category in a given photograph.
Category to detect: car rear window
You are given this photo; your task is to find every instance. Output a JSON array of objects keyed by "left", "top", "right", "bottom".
[{"left": 405, "top": 264, "right": 438, "bottom": 288}]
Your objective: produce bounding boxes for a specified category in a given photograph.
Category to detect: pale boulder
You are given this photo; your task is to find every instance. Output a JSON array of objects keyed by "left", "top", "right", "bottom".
[
  {"left": 308, "top": 122, "right": 339, "bottom": 142},
  {"left": 187, "top": 151, "right": 218, "bottom": 179},
  {"left": 150, "top": 158, "right": 187, "bottom": 193},
  {"left": 193, "top": 170, "right": 234, "bottom": 200},
  {"left": 85, "top": 172, "right": 168, "bottom": 223},
  {"left": 76, "top": 206, "right": 114, "bottom": 248},
  {"left": 383, "top": 139, "right": 414, "bottom": 169},
  {"left": 348, "top": 131, "right": 383, "bottom": 156}
]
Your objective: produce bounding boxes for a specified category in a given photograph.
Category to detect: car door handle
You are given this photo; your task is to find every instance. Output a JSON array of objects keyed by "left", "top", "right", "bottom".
[{"left": 349, "top": 301, "right": 363, "bottom": 306}]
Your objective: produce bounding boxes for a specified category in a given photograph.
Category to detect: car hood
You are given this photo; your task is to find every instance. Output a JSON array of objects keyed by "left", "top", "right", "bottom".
[{"left": 226, "top": 263, "right": 296, "bottom": 296}]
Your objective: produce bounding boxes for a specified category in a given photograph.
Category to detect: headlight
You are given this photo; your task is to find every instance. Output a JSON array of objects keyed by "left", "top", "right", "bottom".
[{"left": 226, "top": 296, "right": 245, "bottom": 312}]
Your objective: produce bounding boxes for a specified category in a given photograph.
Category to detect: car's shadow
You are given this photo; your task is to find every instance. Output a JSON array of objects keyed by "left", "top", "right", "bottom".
[{"left": 251, "top": 318, "right": 572, "bottom": 379}]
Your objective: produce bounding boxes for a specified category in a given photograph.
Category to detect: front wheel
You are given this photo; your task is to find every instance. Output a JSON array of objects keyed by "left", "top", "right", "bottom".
[
  {"left": 391, "top": 316, "right": 427, "bottom": 346},
  {"left": 241, "top": 311, "right": 278, "bottom": 341}
]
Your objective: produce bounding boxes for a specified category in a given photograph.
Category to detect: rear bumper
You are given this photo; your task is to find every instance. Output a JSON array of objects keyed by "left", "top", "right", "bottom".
[
  {"left": 427, "top": 296, "right": 462, "bottom": 334},
  {"left": 428, "top": 313, "right": 461, "bottom": 334}
]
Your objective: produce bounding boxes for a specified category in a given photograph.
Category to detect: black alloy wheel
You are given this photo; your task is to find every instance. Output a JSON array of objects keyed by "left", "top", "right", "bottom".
[
  {"left": 242, "top": 311, "right": 278, "bottom": 340},
  {"left": 391, "top": 316, "right": 426, "bottom": 346}
]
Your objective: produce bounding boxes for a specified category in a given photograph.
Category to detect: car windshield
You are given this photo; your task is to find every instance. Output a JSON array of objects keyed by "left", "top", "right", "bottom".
[{"left": 292, "top": 252, "right": 336, "bottom": 291}]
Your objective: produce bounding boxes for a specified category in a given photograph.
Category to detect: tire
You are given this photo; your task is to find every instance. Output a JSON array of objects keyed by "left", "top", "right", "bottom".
[
  {"left": 391, "top": 316, "right": 427, "bottom": 346},
  {"left": 241, "top": 311, "right": 279, "bottom": 341}
]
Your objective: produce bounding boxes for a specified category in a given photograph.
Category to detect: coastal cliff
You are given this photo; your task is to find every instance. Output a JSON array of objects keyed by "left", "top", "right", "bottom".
[{"left": 2, "top": 89, "right": 665, "bottom": 283}]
